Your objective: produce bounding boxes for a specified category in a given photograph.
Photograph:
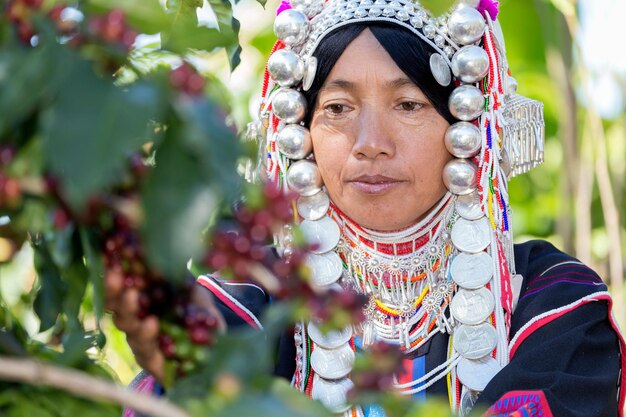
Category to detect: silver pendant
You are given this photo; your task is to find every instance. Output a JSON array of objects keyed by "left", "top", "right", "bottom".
[
  {"left": 457, "top": 356, "right": 502, "bottom": 392},
  {"left": 307, "top": 321, "right": 353, "bottom": 349},
  {"left": 450, "top": 252, "right": 493, "bottom": 290},
  {"left": 453, "top": 322, "right": 497, "bottom": 360},
  {"left": 300, "top": 215, "right": 341, "bottom": 254},
  {"left": 451, "top": 217, "right": 491, "bottom": 253},
  {"left": 450, "top": 287, "right": 495, "bottom": 325},
  {"left": 459, "top": 388, "right": 480, "bottom": 417},
  {"left": 297, "top": 190, "right": 330, "bottom": 221},
  {"left": 306, "top": 251, "right": 344, "bottom": 287},
  {"left": 455, "top": 191, "right": 484, "bottom": 220},
  {"left": 310, "top": 343, "right": 355, "bottom": 380},
  {"left": 311, "top": 375, "right": 353, "bottom": 413},
  {"left": 429, "top": 53, "right": 451, "bottom": 87}
]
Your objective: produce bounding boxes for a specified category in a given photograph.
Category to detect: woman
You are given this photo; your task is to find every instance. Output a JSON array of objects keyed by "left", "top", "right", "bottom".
[{"left": 115, "top": 1, "right": 625, "bottom": 416}]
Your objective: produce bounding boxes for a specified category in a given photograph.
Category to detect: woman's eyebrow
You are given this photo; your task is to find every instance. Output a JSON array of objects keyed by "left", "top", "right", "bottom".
[{"left": 320, "top": 77, "right": 415, "bottom": 92}]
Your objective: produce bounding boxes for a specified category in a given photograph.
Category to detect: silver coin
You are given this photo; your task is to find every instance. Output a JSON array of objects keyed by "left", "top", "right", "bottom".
[
  {"left": 450, "top": 287, "right": 495, "bottom": 325},
  {"left": 430, "top": 53, "right": 451, "bottom": 87},
  {"left": 300, "top": 215, "right": 341, "bottom": 254},
  {"left": 456, "top": 191, "right": 484, "bottom": 220},
  {"left": 297, "top": 190, "right": 330, "bottom": 221},
  {"left": 451, "top": 217, "right": 491, "bottom": 253},
  {"left": 311, "top": 375, "right": 353, "bottom": 413},
  {"left": 310, "top": 343, "right": 355, "bottom": 380},
  {"left": 453, "top": 322, "right": 497, "bottom": 360},
  {"left": 306, "top": 251, "right": 344, "bottom": 287},
  {"left": 457, "top": 356, "right": 502, "bottom": 392},
  {"left": 459, "top": 388, "right": 480, "bottom": 417},
  {"left": 450, "top": 252, "right": 493, "bottom": 290},
  {"left": 307, "top": 321, "right": 353, "bottom": 349}
]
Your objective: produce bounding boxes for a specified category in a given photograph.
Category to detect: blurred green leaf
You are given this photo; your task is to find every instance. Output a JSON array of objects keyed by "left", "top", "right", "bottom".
[
  {"left": 41, "top": 53, "right": 164, "bottom": 210},
  {"left": 141, "top": 137, "right": 220, "bottom": 281},
  {"left": 33, "top": 241, "right": 66, "bottom": 332},
  {"left": 79, "top": 228, "right": 105, "bottom": 324},
  {"left": 419, "top": 0, "right": 455, "bottom": 16},
  {"left": 85, "top": 0, "right": 171, "bottom": 34},
  {"left": 163, "top": 24, "right": 236, "bottom": 54},
  {"left": 207, "top": 0, "right": 241, "bottom": 70},
  {"left": 61, "top": 262, "right": 89, "bottom": 333}
]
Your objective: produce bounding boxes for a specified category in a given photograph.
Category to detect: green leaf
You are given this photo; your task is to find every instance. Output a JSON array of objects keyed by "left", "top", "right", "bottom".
[
  {"left": 176, "top": 98, "right": 241, "bottom": 201},
  {"left": 61, "top": 262, "right": 89, "bottom": 333},
  {"left": 41, "top": 53, "right": 164, "bottom": 210},
  {"left": 0, "top": 330, "right": 27, "bottom": 356},
  {"left": 162, "top": 24, "right": 236, "bottom": 54},
  {"left": 0, "top": 44, "right": 64, "bottom": 138},
  {"left": 32, "top": 241, "right": 67, "bottom": 332},
  {"left": 84, "top": 0, "right": 171, "bottom": 34},
  {"left": 79, "top": 228, "right": 105, "bottom": 324},
  {"left": 207, "top": 0, "right": 241, "bottom": 70},
  {"left": 419, "top": 0, "right": 456, "bottom": 16},
  {"left": 141, "top": 138, "right": 220, "bottom": 281}
]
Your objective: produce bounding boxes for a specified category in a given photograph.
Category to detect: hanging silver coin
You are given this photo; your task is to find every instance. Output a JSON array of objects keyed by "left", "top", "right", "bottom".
[
  {"left": 455, "top": 190, "right": 484, "bottom": 220},
  {"left": 297, "top": 190, "right": 330, "bottom": 221},
  {"left": 311, "top": 375, "right": 353, "bottom": 413},
  {"left": 451, "top": 217, "right": 491, "bottom": 253},
  {"left": 429, "top": 53, "right": 452, "bottom": 87},
  {"left": 450, "top": 287, "right": 495, "bottom": 325},
  {"left": 305, "top": 251, "right": 343, "bottom": 286},
  {"left": 310, "top": 343, "right": 355, "bottom": 380},
  {"left": 302, "top": 56, "right": 318, "bottom": 91},
  {"left": 307, "top": 321, "right": 353, "bottom": 349},
  {"left": 457, "top": 356, "right": 502, "bottom": 392},
  {"left": 450, "top": 252, "right": 493, "bottom": 289},
  {"left": 459, "top": 388, "right": 480, "bottom": 417},
  {"left": 300, "top": 215, "right": 341, "bottom": 254},
  {"left": 453, "top": 322, "right": 497, "bottom": 360}
]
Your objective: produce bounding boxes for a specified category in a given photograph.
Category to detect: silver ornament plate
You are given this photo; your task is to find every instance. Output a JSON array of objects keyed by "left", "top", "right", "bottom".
[
  {"left": 300, "top": 216, "right": 341, "bottom": 254},
  {"left": 297, "top": 190, "right": 330, "bottom": 221},
  {"left": 310, "top": 343, "right": 355, "bottom": 380},
  {"left": 429, "top": 53, "right": 451, "bottom": 87},
  {"left": 457, "top": 356, "right": 502, "bottom": 392},
  {"left": 307, "top": 321, "right": 353, "bottom": 349},
  {"left": 450, "top": 287, "right": 495, "bottom": 325},
  {"left": 451, "top": 217, "right": 491, "bottom": 253},
  {"left": 456, "top": 191, "right": 484, "bottom": 220},
  {"left": 453, "top": 322, "right": 497, "bottom": 360},
  {"left": 450, "top": 252, "right": 493, "bottom": 290},
  {"left": 311, "top": 375, "right": 353, "bottom": 413},
  {"left": 306, "top": 251, "right": 343, "bottom": 287}
]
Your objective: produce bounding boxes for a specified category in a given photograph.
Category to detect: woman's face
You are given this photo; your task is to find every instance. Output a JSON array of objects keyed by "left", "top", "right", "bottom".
[{"left": 310, "top": 29, "right": 452, "bottom": 231}]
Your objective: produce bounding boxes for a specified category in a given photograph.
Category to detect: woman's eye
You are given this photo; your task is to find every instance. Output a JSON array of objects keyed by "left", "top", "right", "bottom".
[
  {"left": 399, "top": 101, "right": 423, "bottom": 112},
  {"left": 325, "top": 104, "right": 346, "bottom": 114}
]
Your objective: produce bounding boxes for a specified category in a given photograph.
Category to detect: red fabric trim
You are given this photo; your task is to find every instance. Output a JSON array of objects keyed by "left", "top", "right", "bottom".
[
  {"left": 197, "top": 277, "right": 261, "bottom": 330},
  {"left": 483, "top": 390, "right": 553, "bottom": 417}
]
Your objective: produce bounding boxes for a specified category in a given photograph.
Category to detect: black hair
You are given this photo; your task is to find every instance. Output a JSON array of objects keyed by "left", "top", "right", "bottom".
[{"left": 303, "top": 22, "right": 456, "bottom": 125}]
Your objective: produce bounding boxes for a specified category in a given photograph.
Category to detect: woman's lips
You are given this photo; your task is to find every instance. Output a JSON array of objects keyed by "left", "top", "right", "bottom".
[{"left": 348, "top": 175, "right": 403, "bottom": 194}]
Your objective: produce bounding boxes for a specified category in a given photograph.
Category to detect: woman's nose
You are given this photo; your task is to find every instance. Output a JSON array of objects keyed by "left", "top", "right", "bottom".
[{"left": 352, "top": 107, "right": 395, "bottom": 160}]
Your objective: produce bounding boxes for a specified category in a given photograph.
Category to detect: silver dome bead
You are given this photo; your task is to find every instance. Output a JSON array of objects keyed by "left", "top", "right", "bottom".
[
  {"left": 451, "top": 45, "right": 489, "bottom": 83},
  {"left": 272, "top": 88, "right": 307, "bottom": 123},
  {"left": 443, "top": 159, "right": 477, "bottom": 195},
  {"left": 447, "top": 6, "right": 486, "bottom": 45},
  {"left": 291, "top": 0, "right": 324, "bottom": 18},
  {"left": 274, "top": 9, "right": 310, "bottom": 47},
  {"left": 445, "top": 121, "right": 482, "bottom": 158},
  {"left": 286, "top": 160, "right": 323, "bottom": 196},
  {"left": 423, "top": 24, "right": 436, "bottom": 39},
  {"left": 268, "top": 49, "right": 305, "bottom": 87},
  {"left": 448, "top": 85, "right": 485, "bottom": 121},
  {"left": 277, "top": 124, "right": 312, "bottom": 160}
]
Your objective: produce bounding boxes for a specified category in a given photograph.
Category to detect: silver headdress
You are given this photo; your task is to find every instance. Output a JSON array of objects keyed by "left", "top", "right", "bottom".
[{"left": 248, "top": 0, "right": 545, "bottom": 414}]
